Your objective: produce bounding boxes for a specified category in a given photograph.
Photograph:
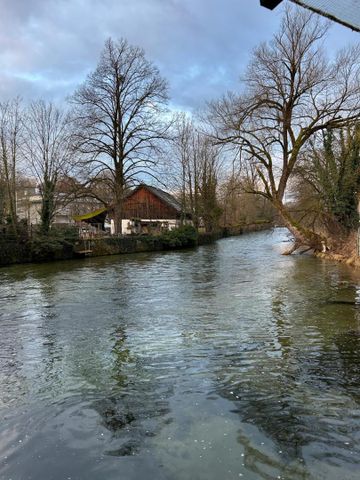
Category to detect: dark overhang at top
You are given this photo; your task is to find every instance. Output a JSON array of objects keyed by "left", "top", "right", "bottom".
[
  {"left": 260, "top": 0, "right": 283, "bottom": 9},
  {"left": 260, "top": 0, "right": 360, "bottom": 32}
]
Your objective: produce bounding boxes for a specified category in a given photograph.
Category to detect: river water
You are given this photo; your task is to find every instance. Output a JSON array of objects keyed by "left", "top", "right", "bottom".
[{"left": 1, "top": 229, "right": 360, "bottom": 480}]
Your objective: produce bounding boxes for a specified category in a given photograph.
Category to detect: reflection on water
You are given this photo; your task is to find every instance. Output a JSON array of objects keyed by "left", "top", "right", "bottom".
[{"left": 1, "top": 229, "right": 360, "bottom": 479}]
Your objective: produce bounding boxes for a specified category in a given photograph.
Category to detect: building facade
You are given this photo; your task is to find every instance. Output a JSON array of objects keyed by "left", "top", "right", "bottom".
[
  {"left": 119, "top": 184, "right": 185, "bottom": 235},
  {"left": 16, "top": 181, "right": 103, "bottom": 229}
]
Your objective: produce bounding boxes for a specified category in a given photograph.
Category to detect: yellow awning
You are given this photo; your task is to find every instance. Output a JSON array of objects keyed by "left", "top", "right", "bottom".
[{"left": 73, "top": 207, "right": 108, "bottom": 222}]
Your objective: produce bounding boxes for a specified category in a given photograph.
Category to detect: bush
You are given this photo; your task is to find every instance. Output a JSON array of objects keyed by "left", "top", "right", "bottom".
[
  {"left": 159, "top": 225, "right": 198, "bottom": 249},
  {"left": 54, "top": 225, "right": 79, "bottom": 243},
  {"left": 30, "top": 226, "right": 79, "bottom": 262}
]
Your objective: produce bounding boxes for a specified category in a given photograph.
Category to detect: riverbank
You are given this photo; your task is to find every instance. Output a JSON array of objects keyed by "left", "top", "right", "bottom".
[
  {"left": 74, "top": 222, "right": 273, "bottom": 258},
  {"left": 315, "top": 232, "right": 360, "bottom": 268},
  {"left": 0, "top": 221, "right": 273, "bottom": 267},
  {"left": 316, "top": 250, "right": 360, "bottom": 268},
  {"left": 316, "top": 251, "right": 360, "bottom": 267}
]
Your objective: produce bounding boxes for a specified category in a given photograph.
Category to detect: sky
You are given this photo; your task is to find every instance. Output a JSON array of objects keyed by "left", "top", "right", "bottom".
[{"left": 0, "top": 0, "right": 359, "bottom": 112}]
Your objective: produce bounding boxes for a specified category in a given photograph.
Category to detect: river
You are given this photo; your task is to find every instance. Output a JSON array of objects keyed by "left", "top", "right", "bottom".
[{"left": 0, "top": 228, "right": 360, "bottom": 480}]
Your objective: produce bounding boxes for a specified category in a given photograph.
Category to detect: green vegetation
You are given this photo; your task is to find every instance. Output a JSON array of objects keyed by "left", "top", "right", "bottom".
[
  {"left": 0, "top": 225, "right": 79, "bottom": 265},
  {"left": 30, "top": 226, "right": 79, "bottom": 262},
  {"left": 159, "top": 225, "right": 198, "bottom": 249},
  {"left": 292, "top": 126, "right": 360, "bottom": 247},
  {"left": 318, "top": 128, "right": 359, "bottom": 230}
]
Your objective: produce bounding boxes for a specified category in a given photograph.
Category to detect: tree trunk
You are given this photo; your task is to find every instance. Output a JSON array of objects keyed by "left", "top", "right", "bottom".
[
  {"left": 6, "top": 182, "right": 17, "bottom": 235},
  {"left": 40, "top": 181, "right": 56, "bottom": 235},
  {"left": 114, "top": 201, "right": 123, "bottom": 235},
  {"left": 274, "top": 199, "right": 325, "bottom": 251},
  {"left": 113, "top": 169, "right": 124, "bottom": 235},
  {"left": 2, "top": 150, "right": 17, "bottom": 235}
]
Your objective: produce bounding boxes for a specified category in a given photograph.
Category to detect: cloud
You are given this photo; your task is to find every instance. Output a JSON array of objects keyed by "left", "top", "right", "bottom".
[{"left": 0, "top": 0, "right": 358, "bottom": 108}]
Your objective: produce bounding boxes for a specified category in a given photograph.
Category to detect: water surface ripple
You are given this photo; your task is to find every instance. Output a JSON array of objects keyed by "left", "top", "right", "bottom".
[{"left": 1, "top": 229, "right": 360, "bottom": 479}]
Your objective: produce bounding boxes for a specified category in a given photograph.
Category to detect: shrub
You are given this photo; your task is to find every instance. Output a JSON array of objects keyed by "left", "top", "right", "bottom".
[
  {"left": 159, "top": 225, "right": 198, "bottom": 249},
  {"left": 30, "top": 226, "right": 79, "bottom": 262}
]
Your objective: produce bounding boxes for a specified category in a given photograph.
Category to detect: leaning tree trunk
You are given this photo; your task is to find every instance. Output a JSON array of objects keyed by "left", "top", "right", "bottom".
[{"left": 274, "top": 199, "right": 325, "bottom": 252}]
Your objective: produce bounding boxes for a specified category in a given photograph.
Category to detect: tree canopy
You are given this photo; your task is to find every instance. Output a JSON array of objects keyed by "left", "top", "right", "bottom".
[{"left": 70, "top": 38, "right": 170, "bottom": 233}]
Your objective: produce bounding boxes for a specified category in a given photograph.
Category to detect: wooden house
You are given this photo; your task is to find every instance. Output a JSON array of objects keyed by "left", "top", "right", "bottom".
[
  {"left": 119, "top": 184, "right": 187, "bottom": 235},
  {"left": 73, "top": 184, "right": 190, "bottom": 236}
]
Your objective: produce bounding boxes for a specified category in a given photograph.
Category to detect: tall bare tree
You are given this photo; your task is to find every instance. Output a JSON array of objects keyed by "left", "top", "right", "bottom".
[
  {"left": 0, "top": 98, "right": 23, "bottom": 232},
  {"left": 171, "top": 114, "right": 222, "bottom": 231},
  {"left": 70, "top": 38, "right": 169, "bottom": 234},
  {"left": 209, "top": 6, "right": 360, "bottom": 249},
  {"left": 23, "top": 101, "right": 75, "bottom": 234},
  {"left": 170, "top": 113, "right": 194, "bottom": 224}
]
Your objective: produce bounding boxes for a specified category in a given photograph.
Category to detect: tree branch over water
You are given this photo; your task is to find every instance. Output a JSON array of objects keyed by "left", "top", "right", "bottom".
[{"left": 208, "top": 5, "right": 360, "bottom": 250}]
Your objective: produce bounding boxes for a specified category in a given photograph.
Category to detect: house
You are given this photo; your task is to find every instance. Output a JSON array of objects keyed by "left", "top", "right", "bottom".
[
  {"left": 72, "top": 184, "right": 190, "bottom": 236},
  {"left": 260, "top": 0, "right": 360, "bottom": 32},
  {"left": 16, "top": 182, "right": 42, "bottom": 226},
  {"left": 16, "top": 179, "right": 104, "bottom": 229},
  {"left": 119, "top": 184, "right": 187, "bottom": 235}
]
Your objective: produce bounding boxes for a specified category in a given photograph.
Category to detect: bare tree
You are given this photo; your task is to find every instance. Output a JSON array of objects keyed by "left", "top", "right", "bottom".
[
  {"left": 209, "top": 6, "right": 360, "bottom": 250},
  {"left": 196, "top": 135, "right": 222, "bottom": 232},
  {"left": 169, "top": 113, "right": 194, "bottom": 224},
  {"left": 171, "top": 114, "right": 222, "bottom": 231},
  {"left": 218, "top": 173, "right": 274, "bottom": 228},
  {"left": 70, "top": 38, "right": 169, "bottom": 234},
  {"left": 0, "top": 98, "right": 23, "bottom": 232},
  {"left": 23, "top": 100, "right": 75, "bottom": 234}
]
